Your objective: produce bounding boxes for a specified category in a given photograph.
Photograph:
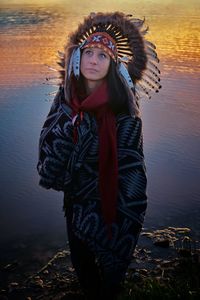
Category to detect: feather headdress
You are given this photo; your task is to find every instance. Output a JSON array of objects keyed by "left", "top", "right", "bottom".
[{"left": 47, "top": 12, "right": 161, "bottom": 113}]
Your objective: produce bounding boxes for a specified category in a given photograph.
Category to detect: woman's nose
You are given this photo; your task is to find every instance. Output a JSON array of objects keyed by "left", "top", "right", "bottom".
[{"left": 89, "top": 53, "right": 98, "bottom": 64}]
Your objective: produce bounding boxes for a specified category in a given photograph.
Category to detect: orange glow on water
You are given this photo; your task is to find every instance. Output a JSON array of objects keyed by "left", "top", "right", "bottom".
[{"left": 0, "top": 0, "right": 199, "bottom": 87}]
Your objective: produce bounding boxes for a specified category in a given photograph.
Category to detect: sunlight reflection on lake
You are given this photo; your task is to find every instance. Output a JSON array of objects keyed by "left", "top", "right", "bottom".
[
  {"left": 0, "top": 0, "right": 199, "bottom": 87},
  {"left": 0, "top": 0, "right": 200, "bottom": 253}
]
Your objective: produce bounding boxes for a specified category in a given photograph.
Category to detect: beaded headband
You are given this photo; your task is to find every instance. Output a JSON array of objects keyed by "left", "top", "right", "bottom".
[{"left": 82, "top": 32, "right": 117, "bottom": 61}]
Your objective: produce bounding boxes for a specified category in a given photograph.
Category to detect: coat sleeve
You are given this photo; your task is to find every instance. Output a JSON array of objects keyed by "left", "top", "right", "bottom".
[
  {"left": 37, "top": 87, "right": 74, "bottom": 191},
  {"left": 117, "top": 115, "right": 147, "bottom": 227}
]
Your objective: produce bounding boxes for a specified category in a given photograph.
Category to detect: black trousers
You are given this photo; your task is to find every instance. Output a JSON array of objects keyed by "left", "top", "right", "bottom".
[{"left": 65, "top": 207, "right": 123, "bottom": 300}]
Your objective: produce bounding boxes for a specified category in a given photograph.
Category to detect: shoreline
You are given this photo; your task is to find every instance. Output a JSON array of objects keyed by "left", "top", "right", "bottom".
[{"left": 0, "top": 227, "right": 199, "bottom": 299}]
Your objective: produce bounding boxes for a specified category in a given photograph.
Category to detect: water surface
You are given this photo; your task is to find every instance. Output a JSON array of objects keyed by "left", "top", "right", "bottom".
[{"left": 0, "top": 0, "right": 200, "bottom": 258}]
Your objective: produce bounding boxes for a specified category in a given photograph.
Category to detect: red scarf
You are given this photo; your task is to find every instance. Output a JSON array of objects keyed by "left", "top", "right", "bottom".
[{"left": 70, "top": 81, "right": 118, "bottom": 235}]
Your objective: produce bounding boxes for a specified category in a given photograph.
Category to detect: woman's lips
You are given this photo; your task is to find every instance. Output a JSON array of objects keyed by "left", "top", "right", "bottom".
[{"left": 85, "top": 68, "right": 98, "bottom": 72}]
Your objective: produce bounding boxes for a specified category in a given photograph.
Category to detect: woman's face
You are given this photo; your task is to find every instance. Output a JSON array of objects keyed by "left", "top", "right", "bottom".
[{"left": 80, "top": 47, "right": 111, "bottom": 88}]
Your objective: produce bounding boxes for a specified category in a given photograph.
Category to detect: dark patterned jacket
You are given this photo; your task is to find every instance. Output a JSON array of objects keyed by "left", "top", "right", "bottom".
[{"left": 37, "top": 87, "right": 147, "bottom": 276}]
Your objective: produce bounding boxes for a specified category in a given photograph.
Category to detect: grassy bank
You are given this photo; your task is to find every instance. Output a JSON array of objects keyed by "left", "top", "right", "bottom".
[{"left": 0, "top": 227, "right": 199, "bottom": 300}]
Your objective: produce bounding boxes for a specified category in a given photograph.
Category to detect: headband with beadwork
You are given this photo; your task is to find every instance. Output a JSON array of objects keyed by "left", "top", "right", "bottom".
[{"left": 82, "top": 32, "right": 117, "bottom": 61}]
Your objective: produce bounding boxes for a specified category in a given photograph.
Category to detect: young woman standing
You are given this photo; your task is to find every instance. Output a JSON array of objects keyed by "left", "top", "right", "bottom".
[{"left": 37, "top": 12, "right": 161, "bottom": 299}]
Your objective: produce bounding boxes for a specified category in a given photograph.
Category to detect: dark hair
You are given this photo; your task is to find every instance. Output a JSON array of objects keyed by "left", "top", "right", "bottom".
[
  {"left": 70, "top": 58, "right": 134, "bottom": 116},
  {"left": 106, "top": 59, "right": 130, "bottom": 115}
]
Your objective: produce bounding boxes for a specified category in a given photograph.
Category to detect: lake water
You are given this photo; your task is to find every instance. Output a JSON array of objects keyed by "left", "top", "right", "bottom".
[{"left": 0, "top": 0, "right": 200, "bottom": 259}]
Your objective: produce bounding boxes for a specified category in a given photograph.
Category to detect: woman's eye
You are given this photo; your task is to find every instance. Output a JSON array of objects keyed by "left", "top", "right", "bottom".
[
  {"left": 99, "top": 53, "right": 107, "bottom": 59},
  {"left": 85, "top": 49, "right": 92, "bottom": 55}
]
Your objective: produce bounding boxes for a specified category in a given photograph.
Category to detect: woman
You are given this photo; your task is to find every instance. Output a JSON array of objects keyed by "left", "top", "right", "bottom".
[{"left": 37, "top": 12, "right": 161, "bottom": 299}]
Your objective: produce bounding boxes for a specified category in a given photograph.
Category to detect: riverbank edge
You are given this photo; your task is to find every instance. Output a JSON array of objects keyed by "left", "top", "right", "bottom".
[{"left": 0, "top": 227, "right": 199, "bottom": 300}]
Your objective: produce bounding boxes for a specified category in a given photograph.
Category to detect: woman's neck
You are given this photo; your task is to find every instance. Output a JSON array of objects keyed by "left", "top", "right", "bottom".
[{"left": 85, "top": 79, "right": 104, "bottom": 95}]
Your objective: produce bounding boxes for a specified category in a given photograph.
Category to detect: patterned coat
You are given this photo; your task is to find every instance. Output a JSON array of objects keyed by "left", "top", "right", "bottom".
[{"left": 37, "top": 87, "right": 147, "bottom": 280}]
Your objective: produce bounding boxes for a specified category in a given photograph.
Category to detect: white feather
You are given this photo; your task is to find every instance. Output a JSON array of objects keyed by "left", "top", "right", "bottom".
[
  {"left": 72, "top": 47, "right": 81, "bottom": 78},
  {"left": 118, "top": 62, "right": 134, "bottom": 89}
]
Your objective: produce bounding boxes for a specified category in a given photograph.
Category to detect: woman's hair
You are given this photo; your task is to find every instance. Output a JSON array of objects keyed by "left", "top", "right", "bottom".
[
  {"left": 71, "top": 58, "right": 139, "bottom": 116},
  {"left": 106, "top": 59, "right": 130, "bottom": 115}
]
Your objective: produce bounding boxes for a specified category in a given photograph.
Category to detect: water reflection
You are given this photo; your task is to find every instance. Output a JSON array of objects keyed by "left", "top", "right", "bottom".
[
  {"left": 0, "top": 9, "right": 54, "bottom": 27},
  {"left": 0, "top": 5, "right": 66, "bottom": 88},
  {"left": 0, "top": 0, "right": 200, "bottom": 247},
  {"left": 0, "top": 0, "right": 200, "bottom": 88}
]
